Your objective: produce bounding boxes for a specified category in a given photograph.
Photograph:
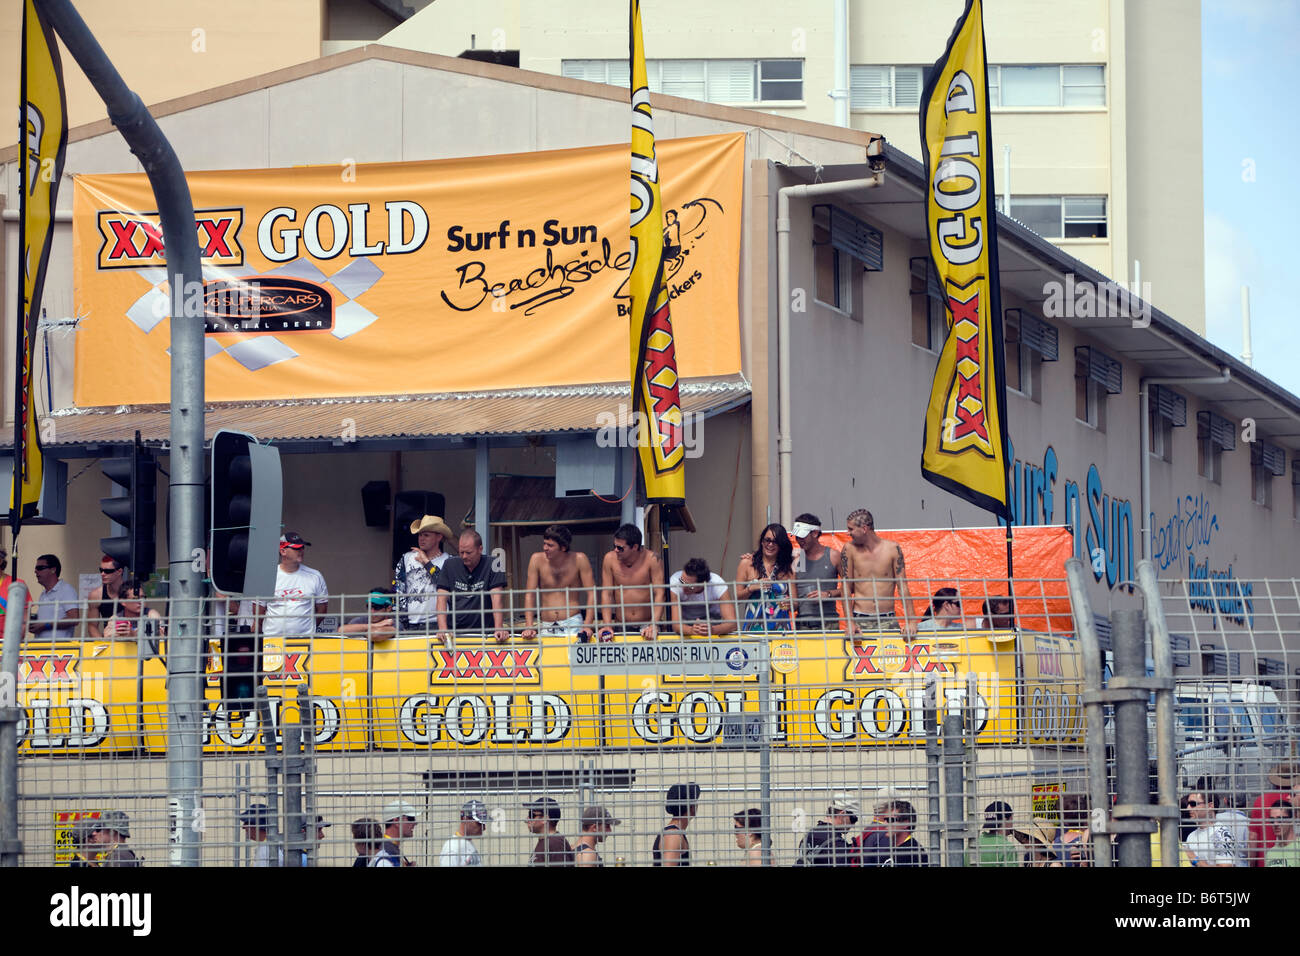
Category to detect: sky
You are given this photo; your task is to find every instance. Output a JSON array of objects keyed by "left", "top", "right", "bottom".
[{"left": 1201, "top": 0, "right": 1300, "bottom": 398}]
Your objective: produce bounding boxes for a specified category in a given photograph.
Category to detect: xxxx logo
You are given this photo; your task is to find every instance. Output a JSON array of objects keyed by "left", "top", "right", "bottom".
[
  {"left": 430, "top": 647, "right": 540, "bottom": 683},
  {"left": 262, "top": 651, "right": 308, "bottom": 682},
  {"left": 844, "top": 643, "right": 954, "bottom": 679},
  {"left": 941, "top": 279, "right": 993, "bottom": 453},
  {"left": 96, "top": 207, "right": 244, "bottom": 269},
  {"left": 638, "top": 297, "right": 684, "bottom": 474},
  {"left": 20, "top": 654, "right": 77, "bottom": 683}
]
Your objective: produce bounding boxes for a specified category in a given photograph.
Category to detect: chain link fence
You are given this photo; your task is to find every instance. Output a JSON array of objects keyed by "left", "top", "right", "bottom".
[{"left": 3, "top": 573, "right": 1295, "bottom": 867}]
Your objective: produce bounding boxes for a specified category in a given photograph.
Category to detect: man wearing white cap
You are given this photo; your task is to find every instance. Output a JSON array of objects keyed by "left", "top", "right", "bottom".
[
  {"left": 796, "top": 794, "right": 858, "bottom": 866},
  {"left": 791, "top": 514, "right": 841, "bottom": 632},
  {"left": 395, "top": 516, "right": 455, "bottom": 630},
  {"left": 255, "top": 532, "right": 328, "bottom": 638},
  {"left": 370, "top": 800, "right": 418, "bottom": 867},
  {"left": 438, "top": 800, "right": 487, "bottom": 867}
]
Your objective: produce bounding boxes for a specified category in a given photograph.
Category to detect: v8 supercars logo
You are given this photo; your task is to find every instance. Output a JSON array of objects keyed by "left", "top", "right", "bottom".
[{"left": 96, "top": 207, "right": 244, "bottom": 269}]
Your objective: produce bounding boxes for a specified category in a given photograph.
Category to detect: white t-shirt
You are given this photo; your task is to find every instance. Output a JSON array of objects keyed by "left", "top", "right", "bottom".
[
  {"left": 32, "top": 579, "right": 79, "bottom": 639},
  {"left": 1184, "top": 822, "right": 1246, "bottom": 867},
  {"left": 396, "top": 551, "right": 448, "bottom": 625},
  {"left": 438, "top": 835, "right": 481, "bottom": 867},
  {"left": 258, "top": 565, "right": 329, "bottom": 637},
  {"left": 669, "top": 570, "right": 728, "bottom": 619}
]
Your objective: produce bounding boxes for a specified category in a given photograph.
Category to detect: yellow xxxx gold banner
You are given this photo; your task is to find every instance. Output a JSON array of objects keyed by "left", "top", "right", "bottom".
[
  {"left": 919, "top": 0, "right": 1011, "bottom": 519},
  {"left": 629, "top": 0, "right": 685, "bottom": 502},
  {"left": 13, "top": 0, "right": 67, "bottom": 530},
  {"left": 72, "top": 133, "right": 744, "bottom": 405}
]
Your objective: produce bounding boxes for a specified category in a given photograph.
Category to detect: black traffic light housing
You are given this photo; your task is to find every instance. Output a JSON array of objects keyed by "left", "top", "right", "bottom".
[
  {"left": 100, "top": 431, "right": 157, "bottom": 578},
  {"left": 210, "top": 429, "right": 282, "bottom": 598}
]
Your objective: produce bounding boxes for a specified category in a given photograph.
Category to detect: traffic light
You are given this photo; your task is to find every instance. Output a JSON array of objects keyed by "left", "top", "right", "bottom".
[
  {"left": 100, "top": 432, "right": 157, "bottom": 577},
  {"left": 210, "top": 429, "right": 282, "bottom": 597}
]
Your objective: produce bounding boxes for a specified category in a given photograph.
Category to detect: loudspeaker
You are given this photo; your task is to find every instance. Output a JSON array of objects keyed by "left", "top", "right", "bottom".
[
  {"left": 361, "top": 480, "right": 391, "bottom": 528},
  {"left": 391, "top": 490, "right": 447, "bottom": 569}
]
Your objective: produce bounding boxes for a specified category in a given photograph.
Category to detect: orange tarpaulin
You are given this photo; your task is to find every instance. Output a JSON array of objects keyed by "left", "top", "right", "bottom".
[{"left": 800, "top": 525, "right": 1075, "bottom": 633}]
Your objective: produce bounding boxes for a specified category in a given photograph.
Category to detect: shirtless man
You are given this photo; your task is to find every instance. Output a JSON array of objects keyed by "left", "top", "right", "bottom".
[
  {"left": 840, "top": 509, "right": 917, "bottom": 637},
  {"left": 597, "top": 524, "right": 665, "bottom": 641},
  {"left": 520, "top": 525, "right": 595, "bottom": 642}
]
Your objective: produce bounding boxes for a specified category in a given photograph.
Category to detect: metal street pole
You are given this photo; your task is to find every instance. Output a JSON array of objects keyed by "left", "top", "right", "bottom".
[{"left": 38, "top": 0, "right": 206, "bottom": 865}]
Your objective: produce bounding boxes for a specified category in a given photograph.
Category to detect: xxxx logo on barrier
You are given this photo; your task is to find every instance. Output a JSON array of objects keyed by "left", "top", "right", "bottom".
[
  {"left": 843, "top": 642, "right": 954, "bottom": 679},
  {"left": 430, "top": 647, "right": 540, "bottom": 684},
  {"left": 262, "top": 639, "right": 308, "bottom": 682},
  {"left": 941, "top": 279, "right": 992, "bottom": 453},
  {"left": 20, "top": 654, "right": 77, "bottom": 683},
  {"left": 96, "top": 207, "right": 244, "bottom": 269}
]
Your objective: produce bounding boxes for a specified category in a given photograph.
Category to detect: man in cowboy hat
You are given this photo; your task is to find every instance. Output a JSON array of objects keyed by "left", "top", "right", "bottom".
[
  {"left": 93, "top": 810, "right": 141, "bottom": 867},
  {"left": 395, "top": 515, "right": 455, "bottom": 630},
  {"left": 255, "top": 532, "right": 328, "bottom": 638}
]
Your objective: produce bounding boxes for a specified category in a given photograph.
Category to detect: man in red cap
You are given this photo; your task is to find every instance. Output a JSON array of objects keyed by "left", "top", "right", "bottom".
[{"left": 255, "top": 531, "right": 328, "bottom": 638}]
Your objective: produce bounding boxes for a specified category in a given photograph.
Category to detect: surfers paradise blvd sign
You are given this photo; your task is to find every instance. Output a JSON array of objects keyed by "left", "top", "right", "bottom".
[{"left": 568, "top": 640, "right": 765, "bottom": 677}]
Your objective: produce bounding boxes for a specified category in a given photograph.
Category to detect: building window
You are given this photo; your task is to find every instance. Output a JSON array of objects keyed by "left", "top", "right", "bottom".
[
  {"left": 910, "top": 257, "right": 947, "bottom": 350},
  {"left": 1292, "top": 462, "right": 1300, "bottom": 521},
  {"left": 1004, "top": 308, "right": 1058, "bottom": 403},
  {"left": 988, "top": 64, "right": 1106, "bottom": 107},
  {"left": 813, "top": 205, "right": 880, "bottom": 321},
  {"left": 1197, "top": 410, "right": 1235, "bottom": 485},
  {"left": 1147, "top": 384, "right": 1186, "bottom": 463},
  {"left": 815, "top": 225, "right": 855, "bottom": 316},
  {"left": 1075, "top": 346, "right": 1121, "bottom": 432},
  {"left": 562, "top": 58, "right": 802, "bottom": 104},
  {"left": 1003, "top": 196, "right": 1107, "bottom": 239},
  {"left": 1250, "top": 441, "right": 1285, "bottom": 509},
  {"left": 850, "top": 65, "right": 929, "bottom": 109}
]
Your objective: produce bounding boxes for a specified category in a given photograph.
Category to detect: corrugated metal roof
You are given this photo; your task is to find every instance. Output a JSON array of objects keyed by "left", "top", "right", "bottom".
[{"left": 28, "top": 376, "right": 750, "bottom": 449}]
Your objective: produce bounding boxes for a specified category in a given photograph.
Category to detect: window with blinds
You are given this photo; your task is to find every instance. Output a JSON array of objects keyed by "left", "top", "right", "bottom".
[{"left": 850, "top": 65, "right": 926, "bottom": 108}]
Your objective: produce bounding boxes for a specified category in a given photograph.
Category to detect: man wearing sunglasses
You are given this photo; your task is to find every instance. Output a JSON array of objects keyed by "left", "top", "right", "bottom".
[
  {"left": 1184, "top": 785, "right": 1246, "bottom": 867},
  {"left": 255, "top": 532, "right": 329, "bottom": 639},
  {"left": 597, "top": 524, "right": 665, "bottom": 642},
  {"left": 29, "top": 554, "right": 80, "bottom": 639},
  {"left": 859, "top": 800, "right": 929, "bottom": 867}
]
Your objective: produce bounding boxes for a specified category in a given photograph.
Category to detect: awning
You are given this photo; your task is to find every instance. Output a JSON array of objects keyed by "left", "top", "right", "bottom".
[{"left": 22, "top": 375, "right": 751, "bottom": 455}]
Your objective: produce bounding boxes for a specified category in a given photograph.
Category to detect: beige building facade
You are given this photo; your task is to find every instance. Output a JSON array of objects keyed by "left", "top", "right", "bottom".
[{"left": 380, "top": 0, "right": 1205, "bottom": 333}]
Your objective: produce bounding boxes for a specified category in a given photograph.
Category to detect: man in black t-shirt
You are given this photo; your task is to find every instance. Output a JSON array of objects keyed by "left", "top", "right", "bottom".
[
  {"left": 859, "top": 800, "right": 930, "bottom": 867},
  {"left": 524, "top": 797, "right": 574, "bottom": 866},
  {"left": 436, "top": 530, "right": 509, "bottom": 644}
]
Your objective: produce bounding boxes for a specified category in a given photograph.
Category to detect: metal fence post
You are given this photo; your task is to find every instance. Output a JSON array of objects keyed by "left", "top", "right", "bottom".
[
  {"left": 942, "top": 710, "right": 965, "bottom": 867},
  {"left": 1135, "top": 560, "right": 1181, "bottom": 868},
  {"left": 0, "top": 583, "right": 28, "bottom": 867},
  {"left": 256, "top": 686, "right": 279, "bottom": 854},
  {"left": 1112, "top": 608, "right": 1152, "bottom": 867},
  {"left": 924, "top": 675, "right": 941, "bottom": 856},
  {"left": 758, "top": 640, "right": 773, "bottom": 866},
  {"left": 1065, "top": 558, "right": 1112, "bottom": 867},
  {"left": 282, "top": 716, "right": 303, "bottom": 868},
  {"left": 297, "top": 686, "right": 316, "bottom": 866}
]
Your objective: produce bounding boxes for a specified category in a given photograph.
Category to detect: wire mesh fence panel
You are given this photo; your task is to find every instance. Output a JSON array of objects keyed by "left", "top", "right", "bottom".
[{"left": 7, "top": 576, "right": 1295, "bottom": 867}]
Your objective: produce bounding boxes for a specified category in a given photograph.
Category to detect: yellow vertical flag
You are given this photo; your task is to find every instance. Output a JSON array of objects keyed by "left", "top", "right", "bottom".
[
  {"left": 919, "top": 0, "right": 1010, "bottom": 519},
  {"left": 629, "top": 0, "right": 685, "bottom": 504},
  {"left": 13, "top": 0, "right": 67, "bottom": 532}
]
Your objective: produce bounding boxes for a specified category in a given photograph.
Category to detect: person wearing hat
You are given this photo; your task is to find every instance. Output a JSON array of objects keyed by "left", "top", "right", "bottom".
[
  {"left": 574, "top": 806, "right": 620, "bottom": 867},
  {"left": 69, "top": 816, "right": 101, "bottom": 867},
  {"left": 339, "top": 587, "right": 398, "bottom": 642},
  {"left": 93, "top": 810, "right": 141, "bottom": 868},
  {"left": 371, "top": 800, "right": 419, "bottom": 867},
  {"left": 395, "top": 515, "right": 455, "bottom": 630},
  {"left": 240, "top": 803, "right": 275, "bottom": 867},
  {"left": 1247, "top": 762, "right": 1300, "bottom": 865},
  {"left": 796, "top": 794, "right": 857, "bottom": 866},
  {"left": 438, "top": 800, "right": 487, "bottom": 867},
  {"left": 969, "top": 801, "right": 1020, "bottom": 867},
  {"left": 653, "top": 782, "right": 700, "bottom": 866},
  {"left": 792, "top": 514, "right": 841, "bottom": 632},
  {"left": 255, "top": 532, "right": 328, "bottom": 639},
  {"left": 524, "top": 797, "right": 573, "bottom": 866}
]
